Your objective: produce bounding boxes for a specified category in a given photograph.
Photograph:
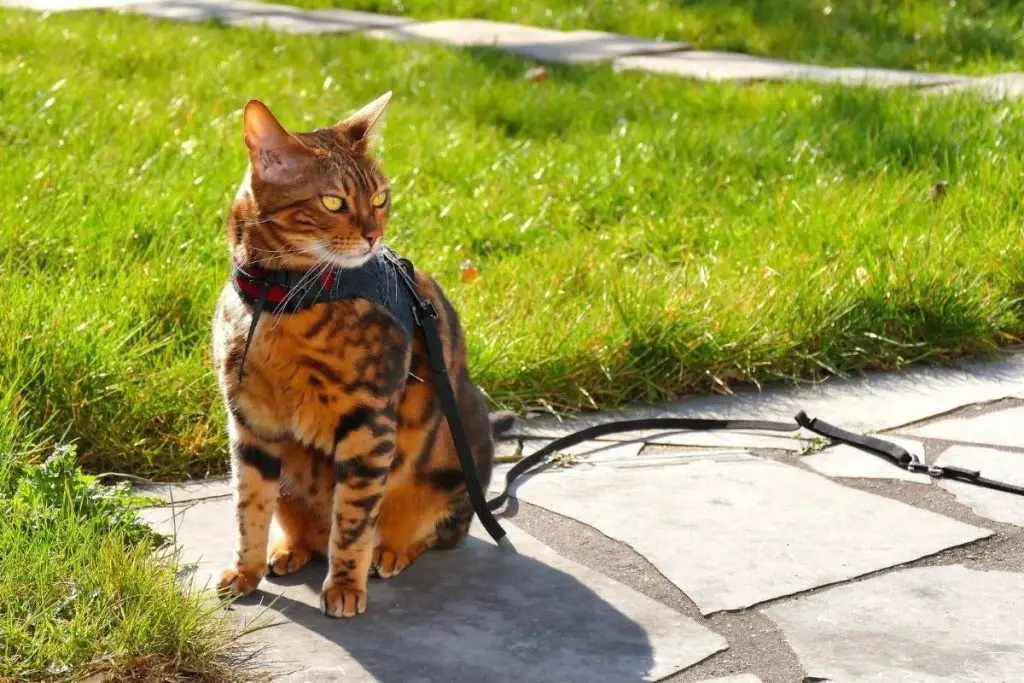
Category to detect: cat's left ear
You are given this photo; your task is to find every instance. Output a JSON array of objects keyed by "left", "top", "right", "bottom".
[{"left": 335, "top": 91, "right": 391, "bottom": 154}]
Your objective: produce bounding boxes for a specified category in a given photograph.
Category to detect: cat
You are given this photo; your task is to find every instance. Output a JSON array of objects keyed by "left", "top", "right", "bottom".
[{"left": 211, "top": 93, "right": 510, "bottom": 618}]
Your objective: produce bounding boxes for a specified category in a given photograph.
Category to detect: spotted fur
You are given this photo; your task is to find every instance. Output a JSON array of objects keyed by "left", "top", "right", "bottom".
[{"left": 211, "top": 94, "right": 501, "bottom": 618}]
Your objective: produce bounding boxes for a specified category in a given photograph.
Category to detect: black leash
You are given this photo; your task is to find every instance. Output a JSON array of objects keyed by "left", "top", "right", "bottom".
[
  {"left": 390, "top": 248, "right": 1024, "bottom": 544},
  {"left": 234, "top": 249, "right": 1024, "bottom": 552},
  {"left": 481, "top": 410, "right": 1024, "bottom": 543},
  {"left": 388, "top": 253, "right": 512, "bottom": 547}
]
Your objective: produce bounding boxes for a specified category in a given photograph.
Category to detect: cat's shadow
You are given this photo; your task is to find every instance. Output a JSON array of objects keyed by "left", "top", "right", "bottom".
[{"left": 235, "top": 531, "right": 657, "bottom": 683}]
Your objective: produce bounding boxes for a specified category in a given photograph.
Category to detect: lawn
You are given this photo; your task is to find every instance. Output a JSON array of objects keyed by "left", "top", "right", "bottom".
[
  {"left": 3, "top": 8, "right": 1024, "bottom": 481},
  {"left": 268, "top": 0, "right": 1024, "bottom": 74}
]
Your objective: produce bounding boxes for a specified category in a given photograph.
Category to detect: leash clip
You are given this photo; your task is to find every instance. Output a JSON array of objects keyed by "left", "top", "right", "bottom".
[
  {"left": 417, "top": 298, "right": 438, "bottom": 320},
  {"left": 927, "top": 464, "right": 982, "bottom": 481}
]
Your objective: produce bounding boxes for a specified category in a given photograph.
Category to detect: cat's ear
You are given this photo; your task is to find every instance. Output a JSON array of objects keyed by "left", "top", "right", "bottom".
[
  {"left": 243, "top": 100, "right": 310, "bottom": 184},
  {"left": 335, "top": 91, "right": 391, "bottom": 154}
]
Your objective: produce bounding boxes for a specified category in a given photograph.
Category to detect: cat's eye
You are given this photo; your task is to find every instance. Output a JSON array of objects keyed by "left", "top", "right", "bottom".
[
  {"left": 321, "top": 195, "right": 347, "bottom": 212},
  {"left": 371, "top": 190, "right": 389, "bottom": 209}
]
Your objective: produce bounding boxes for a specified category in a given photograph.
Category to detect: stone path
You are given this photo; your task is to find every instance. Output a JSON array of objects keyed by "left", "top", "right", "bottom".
[
  {"left": 3, "top": 0, "right": 1024, "bottom": 98},
  {"left": 140, "top": 350, "right": 1024, "bottom": 681}
]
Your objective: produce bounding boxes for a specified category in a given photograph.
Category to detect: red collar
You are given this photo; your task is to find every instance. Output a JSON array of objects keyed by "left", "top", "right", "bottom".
[{"left": 233, "top": 263, "right": 337, "bottom": 306}]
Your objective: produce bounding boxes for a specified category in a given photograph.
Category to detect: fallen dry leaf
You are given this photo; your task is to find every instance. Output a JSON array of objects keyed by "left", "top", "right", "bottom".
[
  {"left": 460, "top": 259, "right": 480, "bottom": 283},
  {"left": 524, "top": 66, "right": 550, "bottom": 83}
]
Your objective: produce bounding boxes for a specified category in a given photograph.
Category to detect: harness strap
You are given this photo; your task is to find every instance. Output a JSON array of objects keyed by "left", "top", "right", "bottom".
[
  {"left": 389, "top": 254, "right": 512, "bottom": 548},
  {"left": 238, "top": 280, "right": 269, "bottom": 382}
]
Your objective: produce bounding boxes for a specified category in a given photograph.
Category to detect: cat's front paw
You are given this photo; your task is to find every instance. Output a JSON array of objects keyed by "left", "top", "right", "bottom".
[
  {"left": 217, "top": 567, "right": 262, "bottom": 597},
  {"left": 320, "top": 580, "right": 367, "bottom": 618}
]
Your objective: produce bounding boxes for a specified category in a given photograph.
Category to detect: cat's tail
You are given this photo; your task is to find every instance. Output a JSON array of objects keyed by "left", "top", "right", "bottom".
[{"left": 489, "top": 411, "right": 516, "bottom": 438}]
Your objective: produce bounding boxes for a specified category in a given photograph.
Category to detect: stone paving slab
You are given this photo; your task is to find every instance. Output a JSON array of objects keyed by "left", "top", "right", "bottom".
[
  {"left": 510, "top": 353, "right": 1024, "bottom": 440},
  {"left": 903, "top": 404, "right": 1024, "bottom": 448},
  {"left": 934, "top": 445, "right": 1024, "bottom": 526},
  {"left": 763, "top": 565, "right": 1024, "bottom": 682},
  {"left": 501, "top": 452, "right": 990, "bottom": 614},
  {"left": 802, "top": 436, "right": 930, "bottom": 482},
  {"left": 520, "top": 438, "right": 645, "bottom": 463},
  {"left": 487, "top": 448, "right": 755, "bottom": 498},
  {"left": 541, "top": 425, "right": 807, "bottom": 452},
  {"left": 368, "top": 19, "right": 688, "bottom": 63},
  {"left": 143, "top": 498, "right": 726, "bottom": 682},
  {"left": 135, "top": 476, "right": 232, "bottom": 504},
  {"left": 635, "top": 430, "right": 807, "bottom": 452}
]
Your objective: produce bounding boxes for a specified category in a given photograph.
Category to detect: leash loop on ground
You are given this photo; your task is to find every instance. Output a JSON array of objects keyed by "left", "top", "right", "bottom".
[{"left": 488, "top": 417, "right": 800, "bottom": 513}]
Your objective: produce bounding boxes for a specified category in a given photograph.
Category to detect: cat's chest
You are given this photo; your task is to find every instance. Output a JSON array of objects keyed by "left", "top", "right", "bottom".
[{"left": 225, "top": 297, "right": 411, "bottom": 448}]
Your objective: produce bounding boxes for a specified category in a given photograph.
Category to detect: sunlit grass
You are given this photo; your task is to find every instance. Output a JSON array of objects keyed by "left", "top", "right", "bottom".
[
  {"left": 266, "top": 0, "right": 1024, "bottom": 74},
  {"left": 2, "top": 9, "right": 1023, "bottom": 479}
]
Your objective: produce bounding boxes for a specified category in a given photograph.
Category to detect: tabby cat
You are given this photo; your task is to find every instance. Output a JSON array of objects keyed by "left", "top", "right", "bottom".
[{"left": 211, "top": 93, "right": 507, "bottom": 618}]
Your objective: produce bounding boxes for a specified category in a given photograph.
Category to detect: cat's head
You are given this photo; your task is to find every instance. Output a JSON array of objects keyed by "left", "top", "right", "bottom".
[{"left": 228, "top": 93, "right": 392, "bottom": 270}]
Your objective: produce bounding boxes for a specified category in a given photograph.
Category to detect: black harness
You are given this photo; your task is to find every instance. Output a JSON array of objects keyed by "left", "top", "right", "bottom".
[
  {"left": 232, "top": 247, "right": 508, "bottom": 545},
  {"left": 233, "top": 249, "right": 1024, "bottom": 551}
]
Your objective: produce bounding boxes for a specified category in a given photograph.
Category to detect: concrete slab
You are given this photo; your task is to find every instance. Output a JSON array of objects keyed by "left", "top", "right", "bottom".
[
  {"left": 698, "top": 676, "right": 763, "bottom": 683},
  {"left": 370, "top": 19, "right": 687, "bottom": 63},
  {"left": 1, "top": 0, "right": 141, "bottom": 9},
  {"left": 904, "top": 405, "right": 1024, "bottom": 448},
  {"left": 504, "top": 453, "right": 990, "bottom": 613},
  {"left": 934, "top": 445, "right": 1024, "bottom": 526},
  {"left": 802, "top": 436, "right": 930, "bottom": 482},
  {"left": 927, "top": 73, "right": 1024, "bottom": 100},
  {"left": 144, "top": 498, "right": 726, "bottom": 682},
  {"left": 615, "top": 51, "right": 810, "bottom": 82},
  {"left": 114, "top": 0, "right": 409, "bottom": 33},
  {"left": 510, "top": 352, "right": 1024, "bottom": 440},
  {"left": 763, "top": 565, "right": 1024, "bottom": 682},
  {"left": 614, "top": 51, "right": 963, "bottom": 88},
  {"left": 802, "top": 66, "right": 964, "bottom": 88}
]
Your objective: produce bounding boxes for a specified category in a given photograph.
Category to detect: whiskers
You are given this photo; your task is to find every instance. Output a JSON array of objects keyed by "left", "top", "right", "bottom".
[
  {"left": 245, "top": 242, "right": 326, "bottom": 269},
  {"left": 233, "top": 217, "right": 276, "bottom": 228},
  {"left": 270, "top": 260, "right": 331, "bottom": 326}
]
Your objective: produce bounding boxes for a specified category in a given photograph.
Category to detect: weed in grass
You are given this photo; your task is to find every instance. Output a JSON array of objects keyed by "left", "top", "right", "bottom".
[{"left": 0, "top": 446, "right": 251, "bottom": 682}]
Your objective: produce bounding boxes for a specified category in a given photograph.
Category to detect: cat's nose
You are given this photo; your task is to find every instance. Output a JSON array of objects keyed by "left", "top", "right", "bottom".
[{"left": 361, "top": 218, "right": 381, "bottom": 244}]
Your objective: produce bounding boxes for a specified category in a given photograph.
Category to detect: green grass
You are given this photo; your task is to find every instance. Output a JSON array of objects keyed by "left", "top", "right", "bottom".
[
  {"left": 0, "top": 445, "right": 247, "bottom": 682},
  {"left": 273, "top": 0, "right": 1024, "bottom": 74},
  {"left": 2, "top": 9, "right": 1024, "bottom": 482}
]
